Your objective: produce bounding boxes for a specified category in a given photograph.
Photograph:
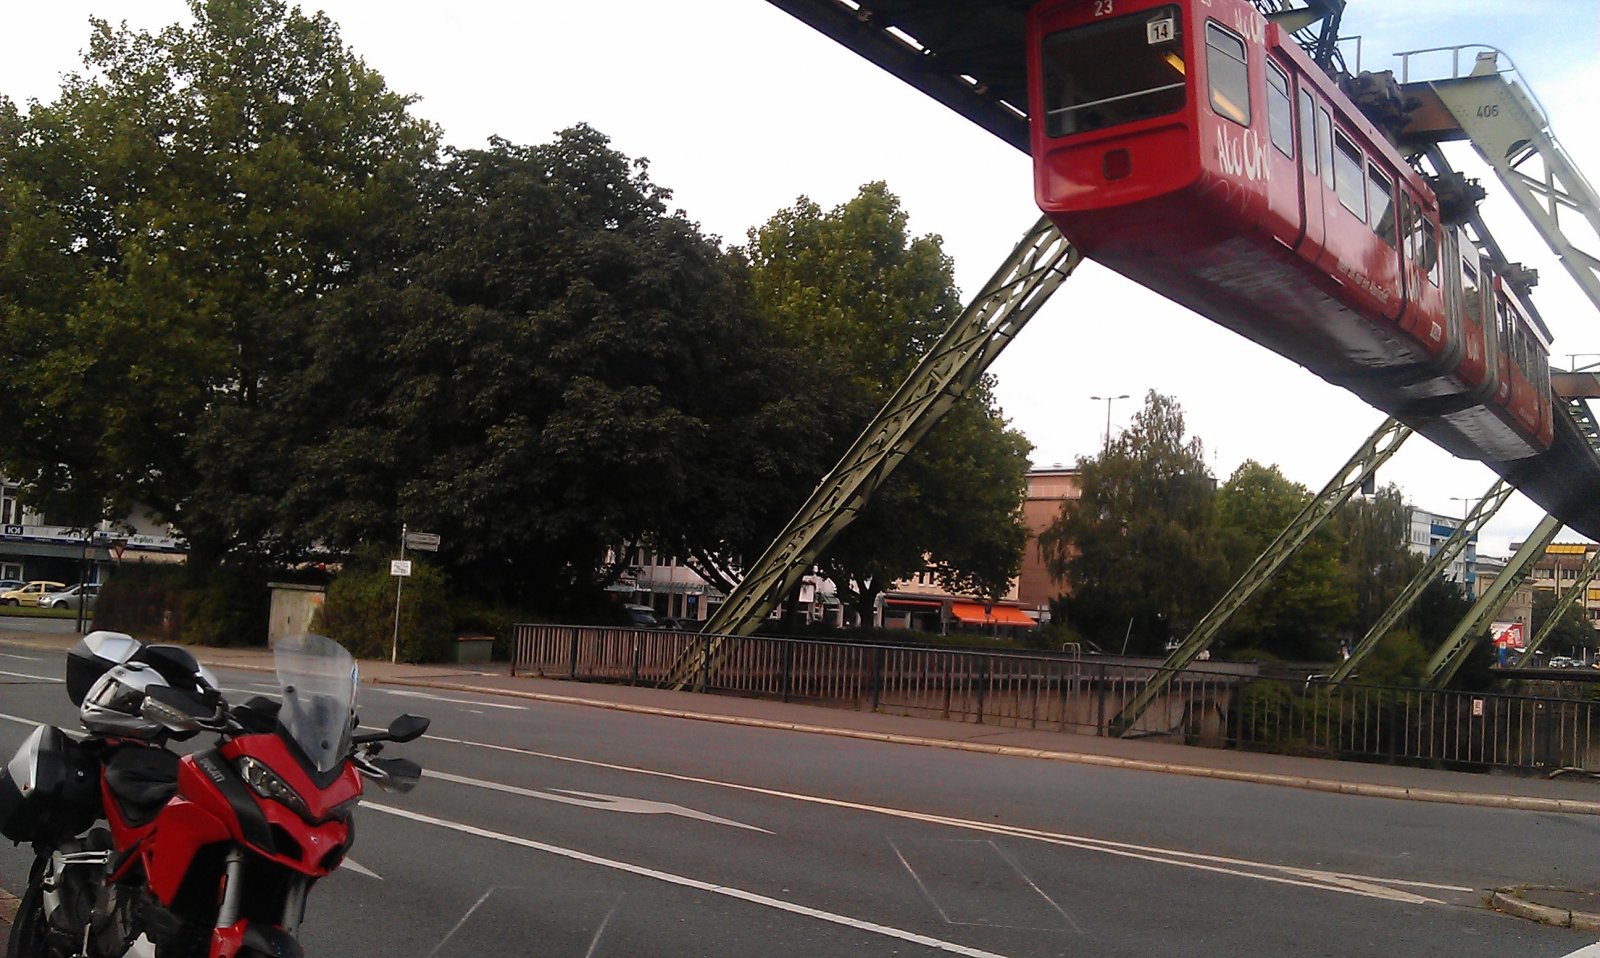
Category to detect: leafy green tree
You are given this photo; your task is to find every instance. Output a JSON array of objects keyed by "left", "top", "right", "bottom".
[
  {"left": 740, "top": 183, "right": 1032, "bottom": 624},
  {"left": 0, "top": 0, "right": 438, "bottom": 563},
  {"left": 1407, "top": 574, "right": 1472, "bottom": 651},
  {"left": 1355, "top": 628, "right": 1430, "bottom": 686},
  {"left": 1039, "top": 391, "right": 1228, "bottom": 653},
  {"left": 1213, "top": 461, "right": 1352, "bottom": 660},
  {"left": 1531, "top": 588, "right": 1593, "bottom": 657},
  {"left": 284, "top": 129, "right": 820, "bottom": 608},
  {"left": 1333, "top": 487, "right": 1424, "bottom": 628}
]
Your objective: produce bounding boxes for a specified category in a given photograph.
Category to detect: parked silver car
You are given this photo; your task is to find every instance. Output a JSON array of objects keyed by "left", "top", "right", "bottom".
[{"left": 38, "top": 583, "right": 98, "bottom": 611}]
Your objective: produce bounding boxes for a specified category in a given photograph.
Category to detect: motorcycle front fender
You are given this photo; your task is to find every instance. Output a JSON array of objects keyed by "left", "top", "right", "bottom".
[{"left": 208, "top": 920, "right": 305, "bottom": 958}]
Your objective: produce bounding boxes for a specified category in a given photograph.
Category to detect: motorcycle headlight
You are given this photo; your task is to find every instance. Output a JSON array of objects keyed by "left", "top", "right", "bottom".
[{"left": 235, "top": 756, "right": 311, "bottom": 819}]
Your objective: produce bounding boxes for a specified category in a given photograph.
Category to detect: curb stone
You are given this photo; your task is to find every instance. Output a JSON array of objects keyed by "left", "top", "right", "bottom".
[{"left": 1491, "top": 887, "right": 1600, "bottom": 932}]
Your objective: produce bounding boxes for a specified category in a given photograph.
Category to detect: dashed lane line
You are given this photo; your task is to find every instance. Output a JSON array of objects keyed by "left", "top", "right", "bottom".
[{"left": 363, "top": 801, "right": 1016, "bottom": 958}]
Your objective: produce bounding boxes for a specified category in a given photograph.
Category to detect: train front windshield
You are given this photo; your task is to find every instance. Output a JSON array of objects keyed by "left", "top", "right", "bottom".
[{"left": 1041, "top": 5, "right": 1187, "bottom": 137}]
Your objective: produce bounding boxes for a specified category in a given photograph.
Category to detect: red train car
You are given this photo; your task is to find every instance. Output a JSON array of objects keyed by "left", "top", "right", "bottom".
[{"left": 1026, "top": 0, "right": 1553, "bottom": 461}]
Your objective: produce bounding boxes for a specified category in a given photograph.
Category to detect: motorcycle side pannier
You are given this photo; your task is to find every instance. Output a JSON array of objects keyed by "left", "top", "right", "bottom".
[{"left": 0, "top": 724, "right": 101, "bottom": 843}]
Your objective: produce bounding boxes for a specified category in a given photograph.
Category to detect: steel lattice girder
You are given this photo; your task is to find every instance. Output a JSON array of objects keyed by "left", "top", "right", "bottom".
[
  {"left": 1514, "top": 546, "right": 1600, "bottom": 667},
  {"left": 667, "top": 217, "right": 1079, "bottom": 690},
  {"left": 1327, "top": 478, "right": 1513, "bottom": 684},
  {"left": 1425, "top": 513, "right": 1563, "bottom": 687},
  {"left": 1109, "top": 418, "right": 1413, "bottom": 737}
]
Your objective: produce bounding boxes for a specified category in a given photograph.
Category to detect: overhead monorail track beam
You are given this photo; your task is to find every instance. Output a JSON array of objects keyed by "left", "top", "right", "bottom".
[
  {"left": 1513, "top": 546, "right": 1600, "bottom": 668},
  {"left": 1110, "top": 417, "right": 1413, "bottom": 737},
  {"left": 667, "top": 217, "right": 1079, "bottom": 689},
  {"left": 1327, "top": 478, "right": 1513, "bottom": 684},
  {"left": 1424, "top": 513, "right": 1563, "bottom": 688}
]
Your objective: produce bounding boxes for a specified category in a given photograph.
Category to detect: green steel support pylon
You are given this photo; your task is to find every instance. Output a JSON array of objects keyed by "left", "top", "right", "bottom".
[
  {"left": 1424, "top": 513, "right": 1562, "bottom": 687},
  {"left": 1109, "top": 417, "right": 1413, "bottom": 737},
  {"left": 1327, "top": 479, "right": 1512, "bottom": 683},
  {"left": 1513, "top": 546, "right": 1600, "bottom": 667},
  {"left": 667, "top": 217, "right": 1080, "bottom": 689}
]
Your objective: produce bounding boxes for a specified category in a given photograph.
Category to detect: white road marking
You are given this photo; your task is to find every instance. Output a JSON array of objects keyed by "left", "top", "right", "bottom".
[
  {"left": 424, "top": 769, "right": 771, "bottom": 833},
  {"left": 583, "top": 893, "right": 623, "bottom": 958},
  {"left": 369, "top": 688, "right": 525, "bottom": 711},
  {"left": 340, "top": 857, "right": 383, "bottom": 880},
  {"left": 418, "top": 731, "right": 1467, "bottom": 905},
  {"left": 425, "top": 886, "right": 495, "bottom": 958},
  {"left": 0, "top": 668, "right": 62, "bottom": 683},
  {"left": 1561, "top": 945, "right": 1600, "bottom": 957},
  {"left": 890, "top": 837, "right": 1081, "bottom": 932},
  {"left": 991, "top": 840, "right": 1083, "bottom": 932},
  {"left": 889, "top": 838, "right": 955, "bottom": 925},
  {"left": 0, "top": 711, "right": 48, "bottom": 729},
  {"left": 0, "top": 653, "right": 47, "bottom": 662},
  {"left": 364, "top": 801, "right": 1016, "bottom": 958}
]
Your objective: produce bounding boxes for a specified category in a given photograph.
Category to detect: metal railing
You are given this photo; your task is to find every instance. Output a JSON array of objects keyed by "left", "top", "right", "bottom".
[{"left": 512, "top": 624, "right": 1600, "bottom": 774}]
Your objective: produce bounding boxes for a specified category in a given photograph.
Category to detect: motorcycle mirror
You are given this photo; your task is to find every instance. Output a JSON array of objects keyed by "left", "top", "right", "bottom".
[
  {"left": 371, "top": 757, "right": 422, "bottom": 793},
  {"left": 386, "top": 714, "right": 430, "bottom": 743}
]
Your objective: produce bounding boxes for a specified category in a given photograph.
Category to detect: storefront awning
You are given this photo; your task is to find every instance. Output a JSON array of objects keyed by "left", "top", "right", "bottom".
[{"left": 949, "top": 602, "right": 1035, "bottom": 628}]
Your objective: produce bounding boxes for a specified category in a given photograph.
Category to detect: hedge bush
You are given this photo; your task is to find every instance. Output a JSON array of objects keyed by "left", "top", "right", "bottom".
[{"left": 314, "top": 560, "right": 451, "bottom": 662}]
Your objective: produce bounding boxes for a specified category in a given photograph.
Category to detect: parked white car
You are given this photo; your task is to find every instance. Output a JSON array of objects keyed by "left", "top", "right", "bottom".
[{"left": 37, "top": 583, "right": 98, "bottom": 611}]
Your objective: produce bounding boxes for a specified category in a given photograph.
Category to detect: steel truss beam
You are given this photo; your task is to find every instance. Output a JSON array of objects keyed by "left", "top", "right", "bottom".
[
  {"left": 1514, "top": 546, "right": 1600, "bottom": 667},
  {"left": 1399, "top": 46, "right": 1600, "bottom": 319},
  {"left": 1327, "top": 479, "right": 1512, "bottom": 683},
  {"left": 1109, "top": 418, "right": 1413, "bottom": 737},
  {"left": 1424, "top": 513, "right": 1563, "bottom": 687},
  {"left": 667, "top": 217, "right": 1080, "bottom": 689}
]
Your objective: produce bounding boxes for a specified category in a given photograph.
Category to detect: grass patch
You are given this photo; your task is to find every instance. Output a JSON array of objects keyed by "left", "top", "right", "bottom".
[{"left": 0, "top": 605, "right": 81, "bottom": 619}]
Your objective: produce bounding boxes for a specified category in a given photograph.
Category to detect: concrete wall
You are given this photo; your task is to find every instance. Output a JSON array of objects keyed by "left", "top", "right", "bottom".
[{"left": 268, "top": 582, "right": 326, "bottom": 647}]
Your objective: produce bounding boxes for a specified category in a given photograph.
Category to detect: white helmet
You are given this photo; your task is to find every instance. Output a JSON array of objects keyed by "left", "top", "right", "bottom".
[{"left": 79, "top": 662, "right": 174, "bottom": 739}]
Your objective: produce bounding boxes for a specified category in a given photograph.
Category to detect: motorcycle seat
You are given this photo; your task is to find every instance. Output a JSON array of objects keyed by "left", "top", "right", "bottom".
[{"left": 104, "top": 746, "right": 180, "bottom": 826}]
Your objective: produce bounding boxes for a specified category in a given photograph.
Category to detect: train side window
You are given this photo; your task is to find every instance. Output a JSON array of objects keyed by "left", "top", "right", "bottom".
[
  {"left": 1298, "top": 89, "right": 1317, "bottom": 174},
  {"left": 1266, "top": 61, "right": 1293, "bottom": 157},
  {"left": 1421, "top": 219, "right": 1440, "bottom": 286},
  {"left": 1461, "top": 258, "right": 1482, "bottom": 327},
  {"left": 1205, "top": 22, "right": 1250, "bottom": 127},
  {"left": 1332, "top": 129, "right": 1365, "bottom": 220},
  {"left": 1367, "top": 165, "right": 1395, "bottom": 246},
  {"left": 1318, "top": 109, "right": 1334, "bottom": 192},
  {"left": 1497, "top": 296, "right": 1514, "bottom": 356},
  {"left": 1399, "top": 193, "right": 1417, "bottom": 265}
]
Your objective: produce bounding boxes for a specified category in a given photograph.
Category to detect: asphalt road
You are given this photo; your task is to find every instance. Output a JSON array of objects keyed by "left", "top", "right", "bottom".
[{"left": 3, "top": 641, "right": 1600, "bottom": 957}]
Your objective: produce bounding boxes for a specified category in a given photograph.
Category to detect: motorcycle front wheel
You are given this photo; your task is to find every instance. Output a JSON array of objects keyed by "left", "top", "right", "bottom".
[{"left": 6, "top": 859, "right": 63, "bottom": 958}]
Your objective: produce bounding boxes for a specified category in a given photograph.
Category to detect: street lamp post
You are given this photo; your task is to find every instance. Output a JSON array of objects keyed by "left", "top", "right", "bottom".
[{"left": 1090, "top": 394, "right": 1130, "bottom": 452}]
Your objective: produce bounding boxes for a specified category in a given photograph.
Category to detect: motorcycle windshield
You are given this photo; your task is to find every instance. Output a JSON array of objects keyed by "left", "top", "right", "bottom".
[{"left": 274, "top": 634, "right": 359, "bottom": 774}]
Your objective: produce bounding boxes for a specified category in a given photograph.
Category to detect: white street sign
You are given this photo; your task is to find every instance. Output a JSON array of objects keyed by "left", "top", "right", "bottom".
[
  {"left": 391, "top": 560, "right": 413, "bottom": 577},
  {"left": 404, "top": 531, "right": 441, "bottom": 552}
]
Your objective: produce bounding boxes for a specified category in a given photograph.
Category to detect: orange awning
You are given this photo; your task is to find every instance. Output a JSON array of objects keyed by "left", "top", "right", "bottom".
[{"left": 949, "top": 602, "right": 1035, "bottom": 628}]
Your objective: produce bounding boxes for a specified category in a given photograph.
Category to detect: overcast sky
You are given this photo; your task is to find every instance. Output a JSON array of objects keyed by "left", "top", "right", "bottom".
[{"left": 4, "top": 1, "right": 1598, "bottom": 554}]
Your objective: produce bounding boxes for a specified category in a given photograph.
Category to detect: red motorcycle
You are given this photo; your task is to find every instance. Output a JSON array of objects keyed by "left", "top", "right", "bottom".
[{"left": 1, "top": 632, "right": 427, "bottom": 957}]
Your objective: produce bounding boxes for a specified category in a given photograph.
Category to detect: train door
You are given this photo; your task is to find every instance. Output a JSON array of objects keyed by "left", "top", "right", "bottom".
[
  {"left": 1458, "top": 239, "right": 1498, "bottom": 399},
  {"left": 1260, "top": 56, "right": 1301, "bottom": 249},
  {"left": 1400, "top": 195, "right": 1453, "bottom": 365},
  {"left": 1292, "top": 83, "right": 1325, "bottom": 264}
]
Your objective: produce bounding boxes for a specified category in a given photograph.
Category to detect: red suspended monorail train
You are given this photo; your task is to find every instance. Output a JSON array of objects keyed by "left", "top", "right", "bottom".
[{"left": 1026, "top": 0, "right": 1554, "bottom": 463}]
